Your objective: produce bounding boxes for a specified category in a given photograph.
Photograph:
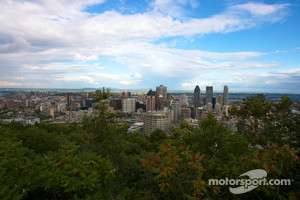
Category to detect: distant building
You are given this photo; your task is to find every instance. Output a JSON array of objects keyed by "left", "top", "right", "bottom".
[
  {"left": 127, "top": 122, "right": 144, "bottom": 133},
  {"left": 156, "top": 85, "right": 167, "bottom": 99},
  {"left": 6, "top": 99, "right": 14, "bottom": 110},
  {"left": 170, "top": 100, "right": 180, "bottom": 122},
  {"left": 110, "top": 99, "right": 122, "bottom": 110},
  {"left": 137, "top": 95, "right": 144, "bottom": 102},
  {"left": 179, "top": 94, "right": 189, "bottom": 107},
  {"left": 205, "top": 86, "right": 213, "bottom": 105},
  {"left": 181, "top": 105, "right": 191, "bottom": 119},
  {"left": 121, "top": 98, "right": 136, "bottom": 113},
  {"left": 85, "top": 98, "right": 95, "bottom": 108},
  {"left": 216, "top": 95, "right": 223, "bottom": 107},
  {"left": 67, "top": 93, "right": 74, "bottom": 107},
  {"left": 144, "top": 111, "right": 171, "bottom": 135},
  {"left": 121, "top": 91, "right": 131, "bottom": 98},
  {"left": 195, "top": 107, "right": 204, "bottom": 119},
  {"left": 146, "top": 96, "right": 156, "bottom": 112},
  {"left": 223, "top": 85, "right": 229, "bottom": 105},
  {"left": 25, "top": 117, "right": 40, "bottom": 125},
  {"left": 49, "top": 108, "right": 55, "bottom": 118},
  {"left": 214, "top": 103, "right": 222, "bottom": 113},
  {"left": 194, "top": 85, "right": 201, "bottom": 107},
  {"left": 136, "top": 101, "right": 146, "bottom": 111},
  {"left": 206, "top": 102, "right": 213, "bottom": 112}
]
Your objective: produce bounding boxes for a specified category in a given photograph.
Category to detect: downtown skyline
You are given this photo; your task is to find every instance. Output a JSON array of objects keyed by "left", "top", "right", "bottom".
[{"left": 0, "top": 0, "right": 300, "bottom": 93}]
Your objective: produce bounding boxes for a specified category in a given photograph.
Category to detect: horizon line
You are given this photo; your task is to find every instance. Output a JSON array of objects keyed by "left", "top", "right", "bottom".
[{"left": 0, "top": 88, "right": 299, "bottom": 95}]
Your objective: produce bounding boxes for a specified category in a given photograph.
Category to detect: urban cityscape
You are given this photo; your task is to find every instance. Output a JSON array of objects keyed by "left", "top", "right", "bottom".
[
  {"left": 1, "top": 0, "right": 299, "bottom": 199},
  {"left": 2, "top": 85, "right": 294, "bottom": 135}
]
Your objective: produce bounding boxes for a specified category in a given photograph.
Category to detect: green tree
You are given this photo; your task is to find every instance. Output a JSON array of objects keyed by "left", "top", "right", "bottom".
[{"left": 228, "top": 94, "right": 299, "bottom": 148}]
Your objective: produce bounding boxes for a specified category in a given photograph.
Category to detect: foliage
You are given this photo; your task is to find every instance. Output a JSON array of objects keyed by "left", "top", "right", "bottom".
[
  {"left": 0, "top": 91, "right": 299, "bottom": 199},
  {"left": 228, "top": 94, "right": 299, "bottom": 148}
]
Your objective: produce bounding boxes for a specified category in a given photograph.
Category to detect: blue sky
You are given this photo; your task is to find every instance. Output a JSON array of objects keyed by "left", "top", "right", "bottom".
[{"left": 0, "top": 0, "right": 299, "bottom": 93}]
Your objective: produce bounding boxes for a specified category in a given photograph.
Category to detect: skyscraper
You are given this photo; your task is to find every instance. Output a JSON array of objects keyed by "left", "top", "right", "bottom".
[
  {"left": 194, "top": 85, "right": 201, "bottom": 107},
  {"left": 146, "top": 96, "right": 156, "bottom": 112},
  {"left": 67, "top": 93, "right": 75, "bottom": 110},
  {"left": 205, "top": 86, "right": 213, "bottom": 105},
  {"left": 67, "top": 93, "right": 74, "bottom": 107},
  {"left": 223, "top": 85, "right": 229, "bottom": 105},
  {"left": 121, "top": 98, "right": 136, "bottom": 113},
  {"left": 156, "top": 85, "right": 167, "bottom": 99},
  {"left": 170, "top": 100, "right": 180, "bottom": 122},
  {"left": 146, "top": 89, "right": 156, "bottom": 112},
  {"left": 179, "top": 94, "right": 189, "bottom": 107},
  {"left": 144, "top": 111, "right": 171, "bottom": 135},
  {"left": 216, "top": 95, "right": 223, "bottom": 106}
]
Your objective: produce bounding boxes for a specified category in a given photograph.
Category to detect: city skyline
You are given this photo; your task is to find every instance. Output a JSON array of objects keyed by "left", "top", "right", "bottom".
[{"left": 0, "top": 0, "right": 300, "bottom": 93}]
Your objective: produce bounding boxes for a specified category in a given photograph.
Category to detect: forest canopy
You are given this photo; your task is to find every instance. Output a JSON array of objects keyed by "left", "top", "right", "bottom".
[{"left": 0, "top": 92, "right": 299, "bottom": 200}]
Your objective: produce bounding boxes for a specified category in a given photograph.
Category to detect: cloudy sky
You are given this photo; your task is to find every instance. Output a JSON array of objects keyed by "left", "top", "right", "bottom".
[{"left": 0, "top": 0, "right": 299, "bottom": 93}]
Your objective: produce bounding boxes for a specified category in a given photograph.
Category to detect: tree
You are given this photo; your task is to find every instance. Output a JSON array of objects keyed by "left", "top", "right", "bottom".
[{"left": 228, "top": 94, "right": 300, "bottom": 148}]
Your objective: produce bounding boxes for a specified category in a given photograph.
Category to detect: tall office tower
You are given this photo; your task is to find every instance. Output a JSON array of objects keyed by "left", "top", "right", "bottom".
[
  {"left": 170, "top": 100, "right": 180, "bottom": 122},
  {"left": 156, "top": 85, "right": 167, "bottom": 99},
  {"left": 67, "top": 93, "right": 74, "bottom": 107},
  {"left": 205, "top": 86, "right": 213, "bottom": 105},
  {"left": 179, "top": 94, "right": 189, "bottom": 107},
  {"left": 81, "top": 93, "right": 88, "bottom": 107},
  {"left": 146, "top": 89, "right": 156, "bottom": 112},
  {"left": 144, "top": 111, "right": 171, "bottom": 135},
  {"left": 181, "top": 105, "right": 191, "bottom": 119},
  {"left": 223, "top": 85, "right": 229, "bottom": 105},
  {"left": 216, "top": 95, "right": 223, "bottom": 107},
  {"left": 163, "top": 87, "right": 167, "bottom": 100},
  {"left": 146, "top": 96, "right": 156, "bottom": 112},
  {"left": 121, "top": 91, "right": 131, "bottom": 98},
  {"left": 121, "top": 98, "right": 136, "bottom": 113},
  {"left": 194, "top": 85, "right": 201, "bottom": 107}
]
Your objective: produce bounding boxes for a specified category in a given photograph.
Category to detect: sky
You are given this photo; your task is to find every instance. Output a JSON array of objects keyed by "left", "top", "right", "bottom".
[{"left": 0, "top": 0, "right": 300, "bottom": 93}]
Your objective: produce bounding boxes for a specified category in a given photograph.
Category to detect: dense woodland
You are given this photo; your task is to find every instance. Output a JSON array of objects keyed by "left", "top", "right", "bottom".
[{"left": 0, "top": 91, "right": 299, "bottom": 200}]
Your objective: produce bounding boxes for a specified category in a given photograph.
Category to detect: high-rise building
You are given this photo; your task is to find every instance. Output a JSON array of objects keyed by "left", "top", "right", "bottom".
[
  {"left": 179, "top": 94, "right": 189, "bottom": 107},
  {"left": 121, "top": 91, "right": 131, "bottom": 98},
  {"left": 146, "top": 89, "right": 156, "bottom": 112},
  {"left": 216, "top": 95, "right": 223, "bottom": 107},
  {"left": 121, "top": 98, "right": 136, "bottom": 113},
  {"left": 223, "top": 85, "right": 229, "bottom": 105},
  {"left": 206, "top": 102, "right": 213, "bottom": 112},
  {"left": 67, "top": 93, "right": 74, "bottom": 107},
  {"left": 146, "top": 96, "right": 156, "bottom": 112},
  {"left": 156, "top": 85, "right": 167, "bottom": 99},
  {"left": 144, "top": 111, "right": 171, "bottom": 135},
  {"left": 205, "top": 86, "right": 213, "bottom": 105},
  {"left": 194, "top": 85, "right": 201, "bottom": 108},
  {"left": 170, "top": 100, "right": 180, "bottom": 122},
  {"left": 181, "top": 105, "right": 191, "bottom": 119}
]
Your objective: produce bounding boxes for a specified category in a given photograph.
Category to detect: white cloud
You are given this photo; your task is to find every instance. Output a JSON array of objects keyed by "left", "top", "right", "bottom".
[
  {"left": 74, "top": 54, "right": 99, "bottom": 62},
  {"left": 0, "top": 81, "right": 22, "bottom": 87},
  {"left": 0, "top": 0, "right": 292, "bottom": 90},
  {"left": 180, "top": 68, "right": 300, "bottom": 93},
  {"left": 233, "top": 3, "right": 289, "bottom": 16},
  {"left": 0, "top": 37, "right": 30, "bottom": 53}
]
